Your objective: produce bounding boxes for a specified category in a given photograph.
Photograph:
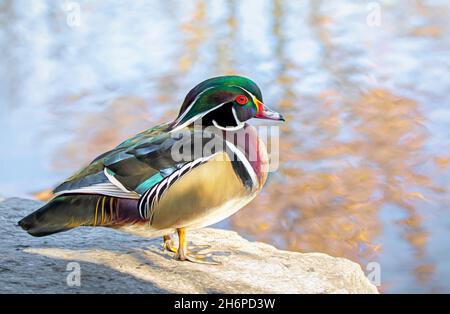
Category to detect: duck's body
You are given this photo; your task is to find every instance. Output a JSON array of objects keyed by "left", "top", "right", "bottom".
[{"left": 19, "top": 75, "right": 283, "bottom": 262}]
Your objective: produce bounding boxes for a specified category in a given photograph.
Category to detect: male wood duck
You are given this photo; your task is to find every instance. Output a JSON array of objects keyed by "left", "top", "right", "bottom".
[{"left": 18, "top": 75, "right": 284, "bottom": 263}]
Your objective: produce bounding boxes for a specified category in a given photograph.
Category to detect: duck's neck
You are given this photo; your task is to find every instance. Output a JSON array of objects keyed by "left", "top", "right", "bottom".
[
  {"left": 223, "top": 124, "right": 269, "bottom": 189},
  {"left": 173, "top": 122, "right": 270, "bottom": 189}
]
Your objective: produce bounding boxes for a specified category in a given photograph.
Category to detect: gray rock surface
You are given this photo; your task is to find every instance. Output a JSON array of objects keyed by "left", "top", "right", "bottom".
[{"left": 0, "top": 198, "right": 378, "bottom": 293}]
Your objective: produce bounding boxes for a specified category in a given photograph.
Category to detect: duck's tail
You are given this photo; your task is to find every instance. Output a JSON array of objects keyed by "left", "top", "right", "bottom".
[{"left": 18, "top": 194, "right": 141, "bottom": 237}]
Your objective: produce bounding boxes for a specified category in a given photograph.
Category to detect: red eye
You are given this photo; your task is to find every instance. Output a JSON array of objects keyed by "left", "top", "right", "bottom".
[{"left": 235, "top": 95, "right": 248, "bottom": 105}]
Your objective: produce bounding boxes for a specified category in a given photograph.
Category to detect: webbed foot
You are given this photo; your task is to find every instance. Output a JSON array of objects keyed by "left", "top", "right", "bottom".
[
  {"left": 174, "top": 228, "right": 221, "bottom": 265},
  {"left": 162, "top": 234, "right": 177, "bottom": 253}
]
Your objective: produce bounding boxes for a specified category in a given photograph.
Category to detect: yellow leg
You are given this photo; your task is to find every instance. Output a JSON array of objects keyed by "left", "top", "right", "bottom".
[
  {"left": 174, "top": 228, "right": 188, "bottom": 261},
  {"left": 174, "top": 228, "right": 220, "bottom": 264},
  {"left": 162, "top": 234, "right": 177, "bottom": 253}
]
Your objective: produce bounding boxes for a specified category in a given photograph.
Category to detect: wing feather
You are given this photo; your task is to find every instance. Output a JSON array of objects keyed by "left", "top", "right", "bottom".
[{"left": 51, "top": 124, "right": 226, "bottom": 202}]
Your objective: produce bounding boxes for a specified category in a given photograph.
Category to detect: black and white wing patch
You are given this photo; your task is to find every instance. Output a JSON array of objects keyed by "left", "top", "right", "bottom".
[{"left": 138, "top": 155, "right": 215, "bottom": 222}]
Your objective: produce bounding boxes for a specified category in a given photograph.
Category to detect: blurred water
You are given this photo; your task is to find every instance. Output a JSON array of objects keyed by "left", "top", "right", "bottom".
[{"left": 0, "top": 0, "right": 449, "bottom": 293}]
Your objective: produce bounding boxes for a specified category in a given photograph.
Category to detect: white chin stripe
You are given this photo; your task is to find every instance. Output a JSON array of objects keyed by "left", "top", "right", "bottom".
[
  {"left": 212, "top": 107, "right": 245, "bottom": 131},
  {"left": 212, "top": 120, "right": 245, "bottom": 131}
]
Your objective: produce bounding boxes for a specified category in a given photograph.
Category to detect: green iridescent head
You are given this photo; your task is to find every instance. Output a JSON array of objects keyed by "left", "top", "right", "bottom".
[{"left": 172, "top": 75, "right": 284, "bottom": 131}]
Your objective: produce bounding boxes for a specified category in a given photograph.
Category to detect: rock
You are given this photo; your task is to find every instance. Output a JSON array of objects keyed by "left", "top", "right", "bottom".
[{"left": 0, "top": 197, "right": 378, "bottom": 294}]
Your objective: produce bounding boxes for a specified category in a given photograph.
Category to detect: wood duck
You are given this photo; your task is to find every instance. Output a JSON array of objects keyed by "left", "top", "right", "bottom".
[{"left": 18, "top": 75, "right": 284, "bottom": 263}]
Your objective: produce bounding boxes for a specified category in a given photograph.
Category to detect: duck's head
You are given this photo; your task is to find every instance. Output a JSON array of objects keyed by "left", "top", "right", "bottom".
[{"left": 171, "top": 76, "right": 284, "bottom": 131}]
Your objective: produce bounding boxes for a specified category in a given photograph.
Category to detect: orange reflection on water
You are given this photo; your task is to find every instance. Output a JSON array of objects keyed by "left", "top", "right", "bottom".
[{"left": 232, "top": 87, "right": 441, "bottom": 290}]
